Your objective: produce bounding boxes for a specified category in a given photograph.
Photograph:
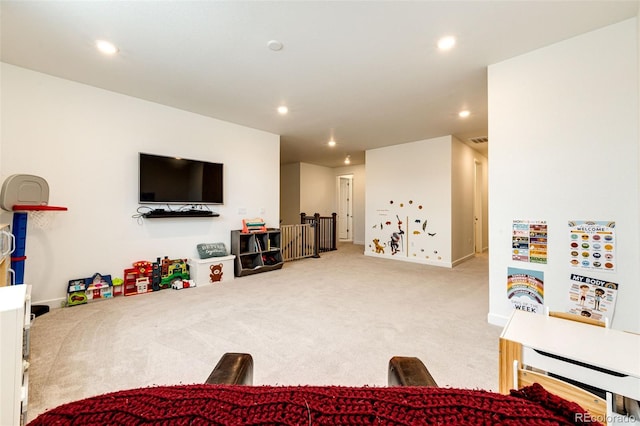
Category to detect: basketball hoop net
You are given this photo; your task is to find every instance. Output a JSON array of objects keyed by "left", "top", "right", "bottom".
[
  {"left": 26, "top": 210, "right": 54, "bottom": 229},
  {"left": 13, "top": 205, "right": 68, "bottom": 230}
]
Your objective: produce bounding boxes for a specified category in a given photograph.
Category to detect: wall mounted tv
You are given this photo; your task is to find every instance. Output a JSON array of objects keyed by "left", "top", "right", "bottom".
[{"left": 139, "top": 153, "right": 223, "bottom": 204}]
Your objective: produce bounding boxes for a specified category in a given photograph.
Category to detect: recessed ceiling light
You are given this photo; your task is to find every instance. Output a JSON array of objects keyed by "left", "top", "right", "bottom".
[
  {"left": 344, "top": 155, "right": 351, "bottom": 165},
  {"left": 459, "top": 110, "right": 470, "bottom": 118},
  {"left": 437, "top": 36, "right": 456, "bottom": 50},
  {"left": 267, "top": 40, "right": 283, "bottom": 51},
  {"left": 328, "top": 139, "right": 336, "bottom": 147},
  {"left": 96, "top": 39, "right": 118, "bottom": 55},
  {"left": 277, "top": 106, "right": 288, "bottom": 115}
]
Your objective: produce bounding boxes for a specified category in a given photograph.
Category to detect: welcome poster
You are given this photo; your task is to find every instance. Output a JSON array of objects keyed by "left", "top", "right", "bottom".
[
  {"left": 568, "top": 220, "right": 616, "bottom": 272},
  {"left": 507, "top": 267, "right": 544, "bottom": 314}
]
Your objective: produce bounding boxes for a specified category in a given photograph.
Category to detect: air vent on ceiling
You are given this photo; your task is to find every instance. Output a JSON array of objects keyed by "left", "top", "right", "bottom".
[{"left": 469, "top": 136, "right": 488, "bottom": 144}]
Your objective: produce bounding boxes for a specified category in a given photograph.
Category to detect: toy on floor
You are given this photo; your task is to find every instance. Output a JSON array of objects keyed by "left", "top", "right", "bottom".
[
  {"left": 171, "top": 279, "right": 195, "bottom": 290},
  {"left": 85, "top": 273, "right": 114, "bottom": 300},
  {"left": 67, "top": 279, "right": 88, "bottom": 306},
  {"left": 66, "top": 273, "right": 114, "bottom": 306},
  {"left": 159, "top": 256, "right": 190, "bottom": 288},
  {"left": 112, "top": 277, "right": 124, "bottom": 296},
  {"left": 123, "top": 256, "right": 190, "bottom": 296},
  {"left": 123, "top": 260, "right": 156, "bottom": 296}
]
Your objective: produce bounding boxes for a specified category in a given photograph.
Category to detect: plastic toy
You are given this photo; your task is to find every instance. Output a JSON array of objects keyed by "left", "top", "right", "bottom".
[
  {"left": 112, "top": 278, "right": 124, "bottom": 296},
  {"left": 123, "top": 260, "right": 155, "bottom": 296},
  {"left": 124, "top": 257, "right": 190, "bottom": 296},
  {"left": 136, "top": 277, "right": 150, "bottom": 293},
  {"left": 67, "top": 279, "right": 87, "bottom": 306},
  {"left": 159, "top": 256, "right": 190, "bottom": 289},
  {"left": 242, "top": 218, "right": 267, "bottom": 233},
  {"left": 85, "top": 273, "right": 113, "bottom": 301},
  {"left": 171, "top": 279, "right": 196, "bottom": 290},
  {"left": 66, "top": 273, "right": 113, "bottom": 306}
]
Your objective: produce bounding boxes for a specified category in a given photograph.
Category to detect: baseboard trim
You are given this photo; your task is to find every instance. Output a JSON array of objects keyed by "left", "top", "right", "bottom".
[
  {"left": 487, "top": 312, "right": 509, "bottom": 327},
  {"left": 32, "top": 297, "right": 66, "bottom": 310},
  {"left": 452, "top": 253, "right": 475, "bottom": 267},
  {"left": 364, "top": 251, "right": 453, "bottom": 268}
]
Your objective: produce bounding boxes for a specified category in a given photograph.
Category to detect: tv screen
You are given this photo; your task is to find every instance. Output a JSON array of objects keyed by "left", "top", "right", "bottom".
[{"left": 139, "top": 153, "right": 223, "bottom": 204}]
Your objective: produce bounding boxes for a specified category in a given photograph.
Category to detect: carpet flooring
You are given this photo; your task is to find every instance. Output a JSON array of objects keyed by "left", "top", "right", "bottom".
[{"left": 26, "top": 243, "right": 501, "bottom": 422}]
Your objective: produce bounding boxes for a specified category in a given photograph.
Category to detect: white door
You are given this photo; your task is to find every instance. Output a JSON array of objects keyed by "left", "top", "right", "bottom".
[
  {"left": 338, "top": 175, "right": 353, "bottom": 241},
  {"left": 474, "top": 161, "right": 483, "bottom": 254}
]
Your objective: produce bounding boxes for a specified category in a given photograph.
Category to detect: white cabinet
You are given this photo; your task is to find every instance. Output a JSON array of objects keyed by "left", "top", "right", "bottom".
[
  {"left": 0, "top": 285, "right": 31, "bottom": 426},
  {"left": 500, "top": 309, "right": 640, "bottom": 424}
]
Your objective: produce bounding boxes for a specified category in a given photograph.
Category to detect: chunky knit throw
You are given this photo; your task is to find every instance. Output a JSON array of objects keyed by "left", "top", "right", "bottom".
[{"left": 29, "top": 383, "right": 601, "bottom": 425}]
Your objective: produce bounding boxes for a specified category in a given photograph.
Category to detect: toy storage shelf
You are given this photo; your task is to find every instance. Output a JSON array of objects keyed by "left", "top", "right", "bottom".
[{"left": 231, "top": 229, "right": 283, "bottom": 277}]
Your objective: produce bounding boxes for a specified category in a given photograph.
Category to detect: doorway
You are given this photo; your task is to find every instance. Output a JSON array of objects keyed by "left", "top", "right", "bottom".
[
  {"left": 338, "top": 175, "right": 353, "bottom": 241},
  {"left": 474, "top": 161, "right": 484, "bottom": 253}
]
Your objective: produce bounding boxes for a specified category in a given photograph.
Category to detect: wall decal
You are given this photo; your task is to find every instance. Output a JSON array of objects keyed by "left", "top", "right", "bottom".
[
  {"left": 370, "top": 199, "right": 439, "bottom": 260},
  {"left": 372, "top": 239, "right": 386, "bottom": 254}
]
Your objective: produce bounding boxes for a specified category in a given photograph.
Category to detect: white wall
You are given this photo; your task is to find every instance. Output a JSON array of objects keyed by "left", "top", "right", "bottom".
[
  {"left": 365, "top": 136, "right": 455, "bottom": 267},
  {"left": 299, "top": 162, "right": 335, "bottom": 217},
  {"left": 1, "top": 64, "right": 280, "bottom": 306},
  {"left": 280, "top": 163, "right": 300, "bottom": 225},
  {"left": 488, "top": 18, "right": 639, "bottom": 332}
]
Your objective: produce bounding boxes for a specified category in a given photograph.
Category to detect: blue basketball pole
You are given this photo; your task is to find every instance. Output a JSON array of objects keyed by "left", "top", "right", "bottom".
[{"left": 10, "top": 212, "right": 28, "bottom": 284}]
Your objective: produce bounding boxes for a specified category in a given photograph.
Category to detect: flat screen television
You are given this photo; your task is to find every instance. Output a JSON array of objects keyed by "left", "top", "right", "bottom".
[{"left": 139, "top": 153, "right": 223, "bottom": 204}]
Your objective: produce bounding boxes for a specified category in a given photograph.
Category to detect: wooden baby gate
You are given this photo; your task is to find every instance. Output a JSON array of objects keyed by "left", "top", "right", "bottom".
[
  {"left": 280, "top": 213, "right": 337, "bottom": 261},
  {"left": 280, "top": 223, "right": 316, "bottom": 261}
]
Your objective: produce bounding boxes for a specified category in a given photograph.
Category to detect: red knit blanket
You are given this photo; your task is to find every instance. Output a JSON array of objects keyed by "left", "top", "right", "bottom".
[{"left": 29, "top": 383, "right": 601, "bottom": 425}]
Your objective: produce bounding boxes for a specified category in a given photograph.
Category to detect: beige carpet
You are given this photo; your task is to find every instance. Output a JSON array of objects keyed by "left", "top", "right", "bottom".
[{"left": 26, "top": 243, "right": 502, "bottom": 422}]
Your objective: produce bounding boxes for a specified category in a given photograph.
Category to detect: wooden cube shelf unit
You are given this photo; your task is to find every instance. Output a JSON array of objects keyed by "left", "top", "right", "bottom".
[{"left": 231, "top": 229, "right": 283, "bottom": 277}]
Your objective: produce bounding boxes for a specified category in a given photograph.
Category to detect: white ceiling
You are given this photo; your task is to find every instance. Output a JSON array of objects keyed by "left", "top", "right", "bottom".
[{"left": 1, "top": 1, "right": 638, "bottom": 168}]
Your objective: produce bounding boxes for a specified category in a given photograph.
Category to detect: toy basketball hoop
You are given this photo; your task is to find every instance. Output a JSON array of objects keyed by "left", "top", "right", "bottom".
[
  {"left": 0, "top": 174, "right": 67, "bottom": 229},
  {"left": 0, "top": 174, "right": 67, "bottom": 285}
]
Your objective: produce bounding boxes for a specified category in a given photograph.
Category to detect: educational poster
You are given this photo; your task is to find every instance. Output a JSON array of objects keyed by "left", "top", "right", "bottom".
[
  {"left": 512, "top": 220, "right": 547, "bottom": 264},
  {"left": 369, "top": 199, "right": 440, "bottom": 261},
  {"left": 566, "top": 273, "right": 618, "bottom": 323},
  {"left": 507, "top": 267, "right": 544, "bottom": 314},
  {"left": 568, "top": 221, "right": 616, "bottom": 272}
]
